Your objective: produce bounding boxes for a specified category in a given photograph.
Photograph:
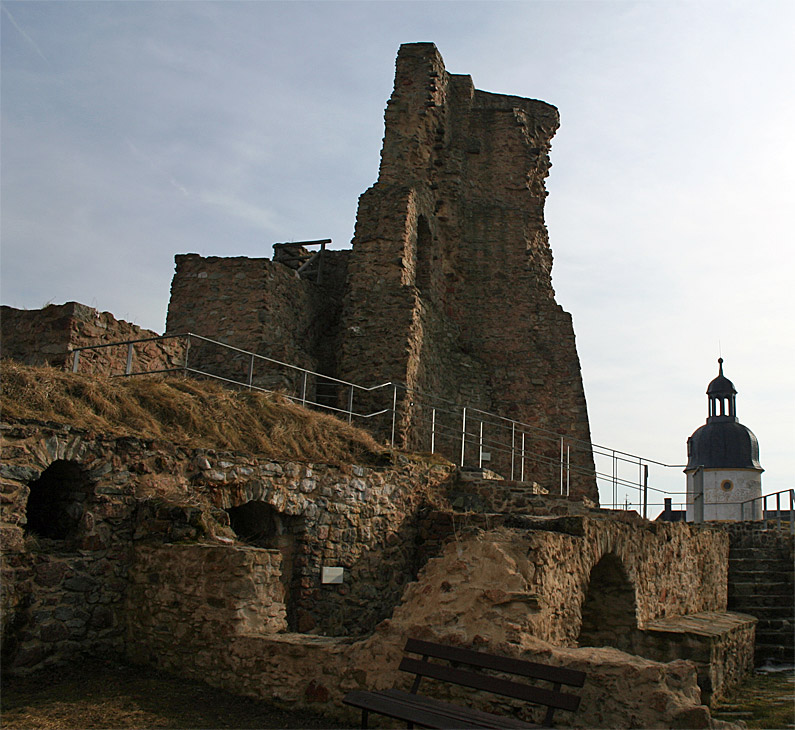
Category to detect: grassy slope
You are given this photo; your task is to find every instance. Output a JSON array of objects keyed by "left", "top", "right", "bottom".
[{"left": 0, "top": 360, "right": 386, "bottom": 465}]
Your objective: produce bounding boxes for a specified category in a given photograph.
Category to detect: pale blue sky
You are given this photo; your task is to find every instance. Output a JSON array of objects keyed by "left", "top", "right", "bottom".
[{"left": 2, "top": 1, "right": 793, "bottom": 507}]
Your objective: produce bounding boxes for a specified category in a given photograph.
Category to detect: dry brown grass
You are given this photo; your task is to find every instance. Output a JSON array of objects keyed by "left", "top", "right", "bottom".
[{"left": 0, "top": 360, "right": 387, "bottom": 465}]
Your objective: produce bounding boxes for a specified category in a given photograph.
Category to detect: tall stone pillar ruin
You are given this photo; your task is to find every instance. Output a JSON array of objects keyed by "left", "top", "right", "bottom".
[{"left": 339, "top": 43, "right": 595, "bottom": 499}]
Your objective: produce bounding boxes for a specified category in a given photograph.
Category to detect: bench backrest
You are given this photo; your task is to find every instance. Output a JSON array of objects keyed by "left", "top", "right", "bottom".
[{"left": 400, "top": 638, "right": 586, "bottom": 725}]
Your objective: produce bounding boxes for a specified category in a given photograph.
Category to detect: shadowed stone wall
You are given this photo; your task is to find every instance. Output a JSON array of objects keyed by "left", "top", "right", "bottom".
[
  {"left": 0, "top": 302, "right": 183, "bottom": 373},
  {"left": 338, "top": 43, "right": 594, "bottom": 498}
]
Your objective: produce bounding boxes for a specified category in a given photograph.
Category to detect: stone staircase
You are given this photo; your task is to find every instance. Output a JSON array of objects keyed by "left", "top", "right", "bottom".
[{"left": 726, "top": 523, "right": 795, "bottom": 666}]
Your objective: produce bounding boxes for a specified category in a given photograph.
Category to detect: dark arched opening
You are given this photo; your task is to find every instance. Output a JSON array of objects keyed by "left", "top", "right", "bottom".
[
  {"left": 415, "top": 215, "right": 434, "bottom": 296},
  {"left": 226, "top": 501, "right": 299, "bottom": 626},
  {"left": 577, "top": 552, "right": 637, "bottom": 652},
  {"left": 25, "top": 460, "right": 90, "bottom": 542}
]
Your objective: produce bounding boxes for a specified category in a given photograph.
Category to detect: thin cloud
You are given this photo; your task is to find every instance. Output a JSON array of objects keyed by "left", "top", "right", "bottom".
[
  {"left": 2, "top": 3, "right": 49, "bottom": 64},
  {"left": 124, "top": 137, "right": 190, "bottom": 197}
]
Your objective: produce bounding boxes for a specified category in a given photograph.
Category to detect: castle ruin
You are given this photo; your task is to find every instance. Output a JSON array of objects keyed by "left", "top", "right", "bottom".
[{"left": 166, "top": 43, "right": 595, "bottom": 499}]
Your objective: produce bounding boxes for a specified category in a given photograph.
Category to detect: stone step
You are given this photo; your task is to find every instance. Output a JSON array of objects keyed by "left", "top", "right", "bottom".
[
  {"left": 728, "top": 595, "right": 794, "bottom": 609},
  {"left": 730, "top": 546, "right": 793, "bottom": 559},
  {"left": 728, "top": 580, "right": 794, "bottom": 594},
  {"left": 728, "top": 554, "right": 794, "bottom": 567},
  {"left": 728, "top": 608, "right": 794, "bottom": 625},
  {"left": 728, "top": 567, "right": 794, "bottom": 581}
]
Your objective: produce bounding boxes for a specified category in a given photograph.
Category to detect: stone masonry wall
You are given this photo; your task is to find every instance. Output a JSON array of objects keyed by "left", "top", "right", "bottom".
[
  {"left": 338, "top": 43, "right": 595, "bottom": 498},
  {"left": 0, "top": 421, "right": 454, "bottom": 673},
  {"left": 126, "top": 528, "right": 728, "bottom": 730},
  {"left": 127, "top": 544, "right": 287, "bottom": 654},
  {"left": 0, "top": 302, "right": 183, "bottom": 374},
  {"left": 165, "top": 251, "right": 349, "bottom": 397}
]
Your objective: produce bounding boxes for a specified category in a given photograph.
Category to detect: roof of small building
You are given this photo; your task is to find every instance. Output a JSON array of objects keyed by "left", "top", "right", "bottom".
[{"left": 687, "top": 417, "right": 763, "bottom": 471}]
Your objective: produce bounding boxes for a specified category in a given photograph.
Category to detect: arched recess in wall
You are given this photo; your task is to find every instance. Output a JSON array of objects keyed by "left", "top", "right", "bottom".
[
  {"left": 577, "top": 552, "right": 638, "bottom": 653},
  {"left": 225, "top": 501, "right": 299, "bottom": 625},
  {"left": 415, "top": 214, "right": 434, "bottom": 297},
  {"left": 25, "top": 460, "right": 91, "bottom": 542}
]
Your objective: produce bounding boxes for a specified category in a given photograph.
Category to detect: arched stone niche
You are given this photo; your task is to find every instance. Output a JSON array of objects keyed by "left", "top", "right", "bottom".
[
  {"left": 577, "top": 551, "right": 638, "bottom": 652},
  {"left": 25, "top": 459, "right": 92, "bottom": 543}
]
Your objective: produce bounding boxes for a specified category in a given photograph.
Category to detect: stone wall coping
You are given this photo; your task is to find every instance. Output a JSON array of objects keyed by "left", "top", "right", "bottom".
[{"left": 644, "top": 611, "right": 757, "bottom": 636}]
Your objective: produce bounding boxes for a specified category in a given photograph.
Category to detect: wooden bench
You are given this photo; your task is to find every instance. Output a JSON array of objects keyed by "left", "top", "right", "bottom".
[{"left": 343, "top": 638, "right": 586, "bottom": 729}]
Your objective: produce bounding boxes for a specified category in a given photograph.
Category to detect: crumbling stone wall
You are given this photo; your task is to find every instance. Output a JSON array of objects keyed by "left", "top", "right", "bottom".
[
  {"left": 0, "top": 421, "right": 454, "bottom": 672},
  {"left": 338, "top": 43, "right": 594, "bottom": 498},
  {"left": 125, "top": 528, "right": 733, "bottom": 729},
  {"left": 128, "top": 544, "right": 288, "bottom": 648},
  {"left": 161, "top": 43, "right": 596, "bottom": 499},
  {"left": 0, "top": 302, "right": 183, "bottom": 374},
  {"left": 165, "top": 250, "right": 349, "bottom": 396}
]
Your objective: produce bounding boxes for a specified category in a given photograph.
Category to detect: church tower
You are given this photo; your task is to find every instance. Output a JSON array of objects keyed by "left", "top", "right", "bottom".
[{"left": 685, "top": 359, "right": 763, "bottom": 521}]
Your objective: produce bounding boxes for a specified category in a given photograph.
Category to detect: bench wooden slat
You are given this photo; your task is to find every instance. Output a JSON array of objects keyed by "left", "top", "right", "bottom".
[
  {"left": 399, "top": 657, "right": 581, "bottom": 713},
  {"left": 343, "top": 689, "right": 488, "bottom": 729},
  {"left": 378, "top": 688, "right": 540, "bottom": 729},
  {"left": 405, "top": 638, "right": 586, "bottom": 688}
]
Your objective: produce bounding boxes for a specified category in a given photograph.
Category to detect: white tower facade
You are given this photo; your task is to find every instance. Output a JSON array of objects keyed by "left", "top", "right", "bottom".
[{"left": 685, "top": 359, "right": 763, "bottom": 521}]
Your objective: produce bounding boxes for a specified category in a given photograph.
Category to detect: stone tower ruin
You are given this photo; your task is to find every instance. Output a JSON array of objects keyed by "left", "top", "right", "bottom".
[{"left": 166, "top": 42, "right": 596, "bottom": 500}]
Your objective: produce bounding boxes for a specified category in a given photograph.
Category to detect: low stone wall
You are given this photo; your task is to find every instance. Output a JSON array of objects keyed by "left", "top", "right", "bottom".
[
  {"left": 632, "top": 612, "right": 756, "bottom": 705},
  {"left": 124, "top": 529, "right": 727, "bottom": 729},
  {"left": 127, "top": 544, "right": 287, "bottom": 659},
  {"left": 501, "top": 516, "right": 729, "bottom": 646},
  {"left": 0, "top": 302, "right": 183, "bottom": 373}
]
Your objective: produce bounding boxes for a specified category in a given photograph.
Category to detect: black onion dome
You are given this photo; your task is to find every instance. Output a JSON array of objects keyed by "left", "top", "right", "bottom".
[
  {"left": 707, "top": 358, "right": 736, "bottom": 397},
  {"left": 686, "top": 420, "right": 763, "bottom": 471}
]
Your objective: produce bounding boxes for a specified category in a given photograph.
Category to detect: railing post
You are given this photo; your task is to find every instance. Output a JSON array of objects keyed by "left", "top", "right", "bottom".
[
  {"left": 430, "top": 408, "right": 436, "bottom": 454},
  {"left": 301, "top": 371, "right": 308, "bottom": 406},
  {"left": 642, "top": 464, "right": 648, "bottom": 519},
  {"left": 790, "top": 490, "right": 794, "bottom": 536},
  {"left": 510, "top": 422, "right": 516, "bottom": 481},
  {"left": 248, "top": 354, "right": 255, "bottom": 389},
  {"left": 478, "top": 421, "right": 484, "bottom": 469},
  {"left": 460, "top": 407, "right": 467, "bottom": 468},
  {"left": 390, "top": 385, "right": 397, "bottom": 448},
  {"left": 776, "top": 491, "right": 781, "bottom": 530},
  {"left": 347, "top": 385, "right": 354, "bottom": 424},
  {"left": 125, "top": 343, "right": 134, "bottom": 375},
  {"left": 184, "top": 336, "right": 190, "bottom": 373},
  {"left": 566, "top": 444, "right": 571, "bottom": 497},
  {"left": 72, "top": 350, "right": 80, "bottom": 373},
  {"left": 560, "top": 437, "right": 565, "bottom": 496},
  {"left": 520, "top": 432, "right": 525, "bottom": 482}
]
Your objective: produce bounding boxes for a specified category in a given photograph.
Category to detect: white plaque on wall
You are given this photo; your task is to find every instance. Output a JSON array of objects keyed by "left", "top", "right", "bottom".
[{"left": 322, "top": 566, "right": 344, "bottom": 584}]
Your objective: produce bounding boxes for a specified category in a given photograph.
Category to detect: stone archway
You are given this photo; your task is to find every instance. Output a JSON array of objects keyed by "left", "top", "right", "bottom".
[
  {"left": 25, "top": 460, "right": 91, "bottom": 543},
  {"left": 577, "top": 552, "right": 638, "bottom": 652}
]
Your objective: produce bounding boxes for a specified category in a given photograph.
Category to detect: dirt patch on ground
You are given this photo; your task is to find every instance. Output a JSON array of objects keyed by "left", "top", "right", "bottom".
[{"left": 1, "top": 659, "right": 352, "bottom": 729}]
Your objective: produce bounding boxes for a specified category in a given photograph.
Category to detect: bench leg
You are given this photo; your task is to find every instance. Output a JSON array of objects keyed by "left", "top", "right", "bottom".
[{"left": 361, "top": 709, "right": 368, "bottom": 729}]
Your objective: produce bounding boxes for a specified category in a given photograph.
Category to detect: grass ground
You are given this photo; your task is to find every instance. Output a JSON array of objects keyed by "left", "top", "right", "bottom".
[
  {"left": 3, "top": 659, "right": 792, "bottom": 730},
  {"left": 1, "top": 658, "right": 352, "bottom": 729},
  {"left": 711, "top": 668, "right": 795, "bottom": 729}
]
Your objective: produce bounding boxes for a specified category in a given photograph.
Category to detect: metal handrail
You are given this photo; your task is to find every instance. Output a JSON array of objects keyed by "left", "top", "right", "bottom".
[
  {"left": 67, "top": 332, "right": 691, "bottom": 507},
  {"left": 738, "top": 489, "right": 794, "bottom": 534}
]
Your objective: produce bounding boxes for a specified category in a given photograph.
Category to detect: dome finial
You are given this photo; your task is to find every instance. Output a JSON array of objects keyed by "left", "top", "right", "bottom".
[{"left": 718, "top": 357, "right": 724, "bottom": 375}]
